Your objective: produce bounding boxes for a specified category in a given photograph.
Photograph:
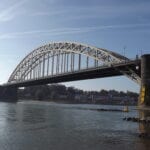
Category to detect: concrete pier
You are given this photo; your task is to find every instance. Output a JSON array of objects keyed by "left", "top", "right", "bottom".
[
  {"left": 139, "top": 54, "right": 150, "bottom": 107},
  {"left": 138, "top": 54, "right": 150, "bottom": 137},
  {"left": 0, "top": 86, "right": 18, "bottom": 102}
]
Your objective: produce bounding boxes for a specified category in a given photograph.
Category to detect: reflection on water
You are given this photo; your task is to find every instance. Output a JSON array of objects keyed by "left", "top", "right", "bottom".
[
  {"left": 0, "top": 101, "right": 149, "bottom": 150},
  {"left": 139, "top": 109, "right": 150, "bottom": 135},
  {"left": 138, "top": 109, "right": 150, "bottom": 150}
]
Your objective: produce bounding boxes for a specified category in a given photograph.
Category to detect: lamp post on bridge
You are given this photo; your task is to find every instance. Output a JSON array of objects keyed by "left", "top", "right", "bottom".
[{"left": 123, "top": 46, "right": 127, "bottom": 63}]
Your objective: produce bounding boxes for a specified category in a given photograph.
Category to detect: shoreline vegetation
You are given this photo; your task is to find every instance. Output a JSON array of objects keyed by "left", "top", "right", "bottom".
[{"left": 18, "top": 84, "right": 138, "bottom": 106}]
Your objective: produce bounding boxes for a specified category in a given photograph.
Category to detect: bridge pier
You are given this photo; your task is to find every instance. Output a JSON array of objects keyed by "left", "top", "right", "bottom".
[
  {"left": 139, "top": 54, "right": 150, "bottom": 107},
  {"left": 0, "top": 86, "right": 18, "bottom": 102},
  {"left": 138, "top": 54, "right": 150, "bottom": 137}
]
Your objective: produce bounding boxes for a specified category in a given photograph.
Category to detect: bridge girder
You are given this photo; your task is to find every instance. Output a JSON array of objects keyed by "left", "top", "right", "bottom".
[{"left": 8, "top": 42, "right": 141, "bottom": 84}]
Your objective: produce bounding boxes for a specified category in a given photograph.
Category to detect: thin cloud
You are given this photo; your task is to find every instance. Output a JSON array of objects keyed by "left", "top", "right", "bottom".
[
  {"left": 31, "top": 10, "right": 67, "bottom": 17},
  {"left": 0, "top": 23, "right": 150, "bottom": 40},
  {"left": 31, "top": 2, "right": 150, "bottom": 21},
  {"left": 0, "top": 0, "right": 27, "bottom": 22}
]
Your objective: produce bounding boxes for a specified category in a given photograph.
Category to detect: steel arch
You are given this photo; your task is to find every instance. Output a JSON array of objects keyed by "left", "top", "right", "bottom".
[{"left": 8, "top": 42, "right": 140, "bottom": 84}]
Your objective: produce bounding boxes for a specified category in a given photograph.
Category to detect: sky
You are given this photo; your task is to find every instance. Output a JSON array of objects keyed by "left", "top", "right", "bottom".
[{"left": 0, "top": 0, "right": 150, "bottom": 92}]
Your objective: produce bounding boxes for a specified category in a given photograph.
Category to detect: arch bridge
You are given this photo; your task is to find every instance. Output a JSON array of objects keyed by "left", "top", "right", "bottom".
[
  {"left": 8, "top": 42, "right": 141, "bottom": 86},
  {"left": 0, "top": 42, "right": 149, "bottom": 105}
]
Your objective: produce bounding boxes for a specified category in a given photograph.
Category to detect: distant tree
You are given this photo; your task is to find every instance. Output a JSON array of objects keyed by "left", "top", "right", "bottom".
[
  {"left": 50, "top": 91, "right": 57, "bottom": 100},
  {"left": 18, "top": 83, "right": 139, "bottom": 105},
  {"left": 73, "top": 88, "right": 83, "bottom": 95},
  {"left": 67, "top": 87, "right": 75, "bottom": 100},
  {"left": 126, "top": 91, "right": 139, "bottom": 97},
  {"left": 109, "top": 90, "right": 119, "bottom": 96},
  {"left": 35, "top": 89, "right": 44, "bottom": 100},
  {"left": 119, "top": 91, "right": 126, "bottom": 97},
  {"left": 100, "top": 89, "right": 108, "bottom": 96},
  {"left": 49, "top": 84, "right": 67, "bottom": 95}
]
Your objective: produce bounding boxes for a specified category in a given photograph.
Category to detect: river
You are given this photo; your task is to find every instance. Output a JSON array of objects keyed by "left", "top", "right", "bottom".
[{"left": 0, "top": 101, "right": 149, "bottom": 150}]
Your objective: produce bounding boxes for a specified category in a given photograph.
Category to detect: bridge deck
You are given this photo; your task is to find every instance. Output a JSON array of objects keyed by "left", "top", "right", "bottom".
[{"left": 4, "top": 60, "right": 140, "bottom": 87}]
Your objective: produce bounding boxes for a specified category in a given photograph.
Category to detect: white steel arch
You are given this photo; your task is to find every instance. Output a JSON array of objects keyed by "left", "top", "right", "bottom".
[{"left": 8, "top": 42, "right": 140, "bottom": 84}]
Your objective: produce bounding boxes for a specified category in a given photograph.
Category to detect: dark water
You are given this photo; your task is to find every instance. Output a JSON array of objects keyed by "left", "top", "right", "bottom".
[{"left": 0, "top": 101, "right": 149, "bottom": 150}]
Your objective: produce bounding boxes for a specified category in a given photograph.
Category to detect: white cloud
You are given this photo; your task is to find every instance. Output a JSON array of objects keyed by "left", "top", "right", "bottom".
[
  {"left": 30, "top": 1, "right": 150, "bottom": 21},
  {"left": 31, "top": 10, "right": 67, "bottom": 17},
  {"left": 0, "top": 0, "right": 27, "bottom": 22},
  {"left": 0, "top": 23, "right": 149, "bottom": 40}
]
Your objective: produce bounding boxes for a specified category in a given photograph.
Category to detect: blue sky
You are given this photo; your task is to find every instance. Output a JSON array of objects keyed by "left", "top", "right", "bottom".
[{"left": 0, "top": 0, "right": 150, "bottom": 92}]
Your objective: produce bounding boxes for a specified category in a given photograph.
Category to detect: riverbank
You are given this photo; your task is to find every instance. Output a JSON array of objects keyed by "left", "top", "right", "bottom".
[{"left": 18, "top": 98, "right": 137, "bottom": 106}]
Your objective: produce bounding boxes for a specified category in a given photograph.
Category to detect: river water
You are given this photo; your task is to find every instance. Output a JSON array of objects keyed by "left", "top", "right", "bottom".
[{"left": 0, "top": 101, "right": 149, "bottom": 150}]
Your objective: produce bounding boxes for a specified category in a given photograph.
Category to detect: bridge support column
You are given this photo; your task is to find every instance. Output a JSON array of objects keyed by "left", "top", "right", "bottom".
[
  {"left": 0, "top": 86, "right": 18, "bottom": 102},
  {"left": 138, "top": 54, "right": 150, "bottom": 137},
  {"left": 139, "top": 54, "right": 150, "bottom": 107}
]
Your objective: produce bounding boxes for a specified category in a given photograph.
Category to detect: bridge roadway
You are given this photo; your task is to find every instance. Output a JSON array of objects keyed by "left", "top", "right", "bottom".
[{"left": 4, "top": 59, "right": 140, "bottom": 88}]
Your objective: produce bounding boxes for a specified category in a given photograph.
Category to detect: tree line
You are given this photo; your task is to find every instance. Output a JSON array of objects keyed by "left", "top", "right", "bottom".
[{"left": 18, "top": 84, "right": 139, "bottom": 105}]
